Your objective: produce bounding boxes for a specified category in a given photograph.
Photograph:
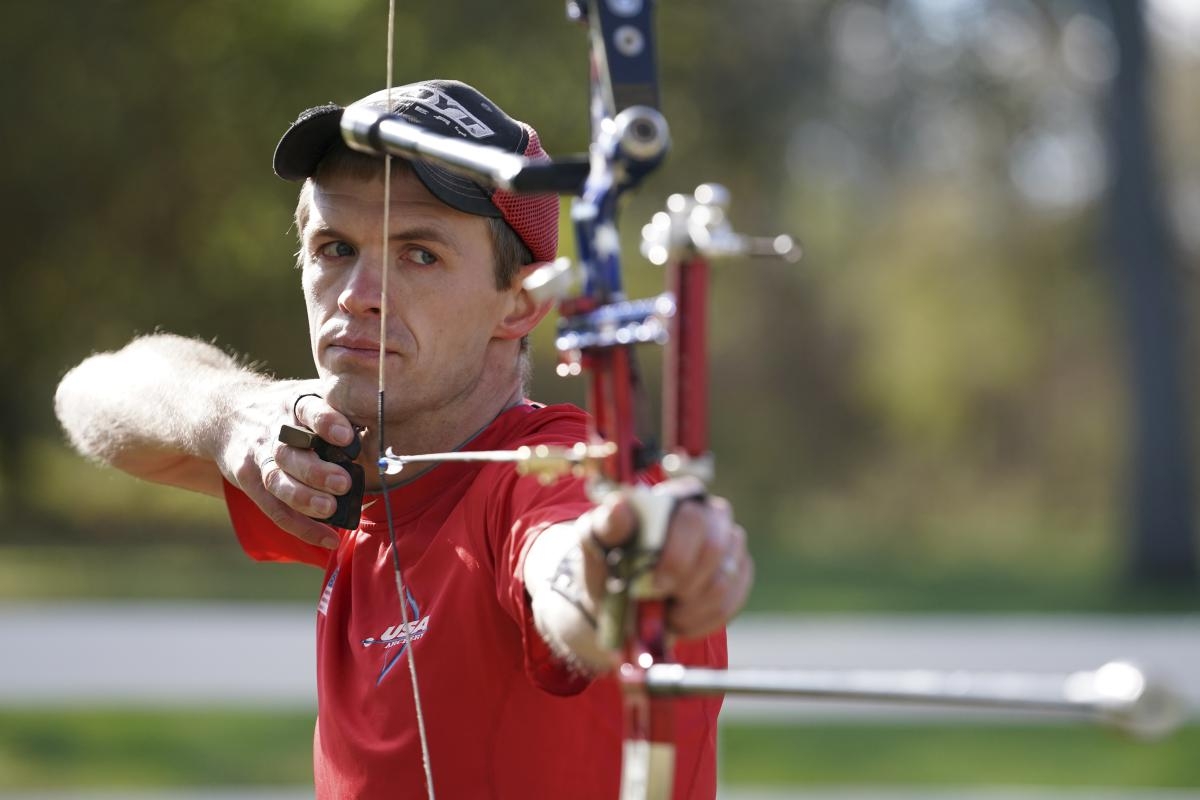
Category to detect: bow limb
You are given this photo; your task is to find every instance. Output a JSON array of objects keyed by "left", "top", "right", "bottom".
[{"left": 565, "top": 4, "right": 680, "bottom": 798}]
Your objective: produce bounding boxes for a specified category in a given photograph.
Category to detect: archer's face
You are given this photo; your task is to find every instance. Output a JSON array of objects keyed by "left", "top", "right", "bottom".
[{"left": 298, "top": 167, "right": 516, "bottom": 427}]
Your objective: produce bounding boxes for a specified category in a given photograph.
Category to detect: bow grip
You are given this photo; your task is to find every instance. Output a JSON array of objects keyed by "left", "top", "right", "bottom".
[
  {"left": 624, "top": 484, "right": 677, "bottom": 599},
  {"left": 278, "top": 423, "right": 365, "bottom": 530},
  {"left": 597, "top": 483, "right": 699, "bottom": 652}
]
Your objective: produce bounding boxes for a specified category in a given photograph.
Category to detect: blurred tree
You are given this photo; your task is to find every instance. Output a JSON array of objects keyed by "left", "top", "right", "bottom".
[
  {"left": 1, "top": 0, "right": 586, "bottom": 521},
  {"left": 4, "top": 0, "right": 1196, "bottom": 600},
  {"left": 1103, "top": 0, "right": 1196, "bottom": 582}
]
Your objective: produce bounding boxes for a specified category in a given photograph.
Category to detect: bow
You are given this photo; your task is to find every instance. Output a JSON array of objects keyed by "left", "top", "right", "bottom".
[{"left": 334, "top": 2, "right": 1182, "bottom": 798}]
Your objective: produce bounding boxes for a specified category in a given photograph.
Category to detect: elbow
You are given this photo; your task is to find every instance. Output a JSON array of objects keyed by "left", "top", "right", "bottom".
[
  {"left": 54, "top": 354, "right": 130, "bottom": 469},
  {"left": 54, "top": 359, "right": 102, "bottom": 461}
]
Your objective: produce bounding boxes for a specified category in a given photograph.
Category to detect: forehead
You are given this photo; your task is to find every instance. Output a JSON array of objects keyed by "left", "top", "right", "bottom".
[{"left": 302, "top": 167, "right": 486, "bottom": 241}]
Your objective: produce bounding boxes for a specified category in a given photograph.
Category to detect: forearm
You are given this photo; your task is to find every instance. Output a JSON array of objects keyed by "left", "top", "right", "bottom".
[
  {"left": 524, "top": 518, "right": 614, "bottom": 675},
  {"left": 54, "top": 334, "right": 285, "bottom": 495}
]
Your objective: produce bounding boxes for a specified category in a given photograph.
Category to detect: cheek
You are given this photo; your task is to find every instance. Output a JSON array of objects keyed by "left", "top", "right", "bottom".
[
  {"left": 301, "top": 264, "right": 337, "bottom": 311},
  {"left": 301, "top": 268, "right": 329, "bottom": 349},
  {"left": 301, "top": 272, "right": 318, "bottom": 313},
  {"left": 301, "top": 270, "right": 320, "bottom": 305}
]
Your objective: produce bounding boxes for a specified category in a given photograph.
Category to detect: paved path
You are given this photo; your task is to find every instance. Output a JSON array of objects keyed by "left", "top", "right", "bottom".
[
  {"left": 1, "top": 603, "right": 1196, "bottom": 721},
  {"left": 0, "top": 602, "right": 315, "bottom": 707}
]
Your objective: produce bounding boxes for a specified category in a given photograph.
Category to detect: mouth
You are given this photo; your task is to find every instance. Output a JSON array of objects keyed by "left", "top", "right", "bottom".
[
  {"left": 324, "top": 337, "right": 399, "bottom": 362},
  {"left": 331, "top": 341, "right": 379, "bottom": 353}
]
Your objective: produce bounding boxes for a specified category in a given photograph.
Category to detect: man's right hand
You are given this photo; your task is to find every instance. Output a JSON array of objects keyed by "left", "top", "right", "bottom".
[{"left": 221, "top": 391, "right": 361, "bottom": 550}]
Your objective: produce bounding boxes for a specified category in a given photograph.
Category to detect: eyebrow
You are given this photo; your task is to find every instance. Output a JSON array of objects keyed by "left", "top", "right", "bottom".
[
  {"left": 305, "top": 223, "right": 462, "bottom": 255},
  {"left": 389, "top": 225, "right": 461, "bottom": 254}
]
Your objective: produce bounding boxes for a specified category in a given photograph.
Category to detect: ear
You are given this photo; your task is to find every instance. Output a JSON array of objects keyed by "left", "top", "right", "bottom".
[{"left": 492, "top": 263, "right": 555, "bottom": 341}]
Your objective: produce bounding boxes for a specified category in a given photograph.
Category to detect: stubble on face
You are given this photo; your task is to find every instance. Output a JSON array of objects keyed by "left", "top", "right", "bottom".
[{"left": 296, "top": 168, "right": 523, "bottom": 453}]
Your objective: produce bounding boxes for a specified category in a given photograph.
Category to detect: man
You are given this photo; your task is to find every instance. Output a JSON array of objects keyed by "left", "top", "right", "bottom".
[{"left": 55, "top": 79, "right": 751, "bottom": 799}]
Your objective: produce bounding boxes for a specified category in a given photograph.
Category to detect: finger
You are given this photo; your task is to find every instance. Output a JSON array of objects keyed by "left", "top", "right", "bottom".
[
  {"left": 275, "top": 442, "right": 352, "bottom": 496},
  {"left": 235, "top": 460, "right": 340, "bottom": 549},
  {"left": 717, "top": 542, "right": 754, "bottom": 622},
  {"left": 588, "top": 493, "right": 639, "bottom": 552},
  {"left": 260, "top": 449, "right": 341, "bottom": 520},
  {"left": 668, "top": 529, "right": 753, "bottom": 638},
  {"left": 293, "top": 393, "right": 355, "bottom": 447},
  {"left": 657, "top": 497, "right": 732, "bottom": 598},
  {"left": 264, "top": 495, "right": 343, "bottom": 549},
  {"left": 667, "top": 572, "right": 749, "bottom": 639}
]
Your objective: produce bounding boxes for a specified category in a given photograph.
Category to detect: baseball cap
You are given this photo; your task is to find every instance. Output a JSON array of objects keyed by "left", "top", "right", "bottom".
[{"left": 273, "top": 79, "right": 558, "bottom": 263}]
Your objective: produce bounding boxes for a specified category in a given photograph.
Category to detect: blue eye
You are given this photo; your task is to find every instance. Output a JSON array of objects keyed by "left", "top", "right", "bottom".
[
  {"left": 318, "top": 241, "right": 355, "bottom": 258},
  {"left": 408, "top": 248, "right": 437, "bottom": 266}
]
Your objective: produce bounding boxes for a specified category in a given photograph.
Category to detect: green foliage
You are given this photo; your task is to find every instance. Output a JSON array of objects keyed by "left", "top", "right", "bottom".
[
  {"left": 0, "top": 544, "right": 318, "bottom": 603},
  {"left": 4, "top": 1, "right": 1197, "bottom": 598}
]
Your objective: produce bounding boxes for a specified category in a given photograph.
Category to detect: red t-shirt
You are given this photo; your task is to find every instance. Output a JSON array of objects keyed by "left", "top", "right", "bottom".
[{"left": 223, "top": 402, "right": 726, "bottom": 799}]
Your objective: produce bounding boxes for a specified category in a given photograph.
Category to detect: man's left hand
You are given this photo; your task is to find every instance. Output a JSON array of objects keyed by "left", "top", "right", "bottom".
[{"left": 586, "top": 478, "right": 753, "bottom": 640}]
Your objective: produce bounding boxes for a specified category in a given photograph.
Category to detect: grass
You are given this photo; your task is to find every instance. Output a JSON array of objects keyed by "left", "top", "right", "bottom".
[
  {"left": 0, "top": 708, "right": 314, "bottom": 788},
  {"left": 1, "top": 710, "right": 1196, "bottom": 790},
  {"left": 747, "top": 548, "right": 1200, "bottom": 614},
  {"left": 2, "top": 540, "right": 1197, "bottom": 613},
  {"left": 720, "top": 721, "right": 1200, "bottom": 788},
  {"left": 0, "top": 544, "right": 319, "bottom": 602}
]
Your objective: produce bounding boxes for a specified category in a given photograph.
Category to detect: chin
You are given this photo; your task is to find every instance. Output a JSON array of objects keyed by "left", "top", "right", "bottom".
[{"left": 322, "top": 378, "right": 377, "bottom": 425}]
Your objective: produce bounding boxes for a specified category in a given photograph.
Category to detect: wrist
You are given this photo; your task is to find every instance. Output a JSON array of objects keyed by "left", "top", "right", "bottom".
[{"left": 525, "top": 517, "right": 616, "bottom": 675}]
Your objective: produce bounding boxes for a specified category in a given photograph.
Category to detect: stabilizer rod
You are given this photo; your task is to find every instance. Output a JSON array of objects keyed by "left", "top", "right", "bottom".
[
  {"left": 341, "top": 104, "right": 589, "bottom": 193},
  {"left": 640, "top": 661, "right": 1183, "bottom": 739}
]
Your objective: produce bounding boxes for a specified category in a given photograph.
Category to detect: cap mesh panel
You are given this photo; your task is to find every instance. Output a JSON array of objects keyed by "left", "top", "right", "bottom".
[{"left": 491, "top": 127, "right": 559, "bottom": 263}]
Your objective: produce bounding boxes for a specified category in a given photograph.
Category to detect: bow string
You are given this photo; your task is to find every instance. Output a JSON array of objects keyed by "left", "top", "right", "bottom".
[{"left": 371, "top": 2, "right": 437, "bottom": 798}]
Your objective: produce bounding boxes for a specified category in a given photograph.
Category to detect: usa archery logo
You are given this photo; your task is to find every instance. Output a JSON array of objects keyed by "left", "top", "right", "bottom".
[{"left": 362, "top": 587, "right": 430, "bottom": 685}]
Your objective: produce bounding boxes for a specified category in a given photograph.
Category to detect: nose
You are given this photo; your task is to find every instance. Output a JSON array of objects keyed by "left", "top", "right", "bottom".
[{"left": 338, "top": 254, "right": 383, "bottom": 317}]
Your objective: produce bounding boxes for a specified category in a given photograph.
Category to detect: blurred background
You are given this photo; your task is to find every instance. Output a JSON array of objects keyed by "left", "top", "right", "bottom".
[{"left": 1, "top": 0, "right": 1197, "bottom": 797}]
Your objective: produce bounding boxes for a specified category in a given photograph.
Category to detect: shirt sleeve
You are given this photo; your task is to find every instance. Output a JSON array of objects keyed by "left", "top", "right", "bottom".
[
  {"left": 490, "top": 465, "right": 596, "bottom": 695},
  {"left": 222, "top": 478, "right": 334, "bottom": 569},
  {"left": 470, "top": 407, "right": 598, "bottom": 693}
]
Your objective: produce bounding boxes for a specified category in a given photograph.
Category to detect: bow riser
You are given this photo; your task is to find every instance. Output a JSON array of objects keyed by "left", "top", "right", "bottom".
[{"left": 663, "top": 253, "right": 710, "bottom": 464}]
